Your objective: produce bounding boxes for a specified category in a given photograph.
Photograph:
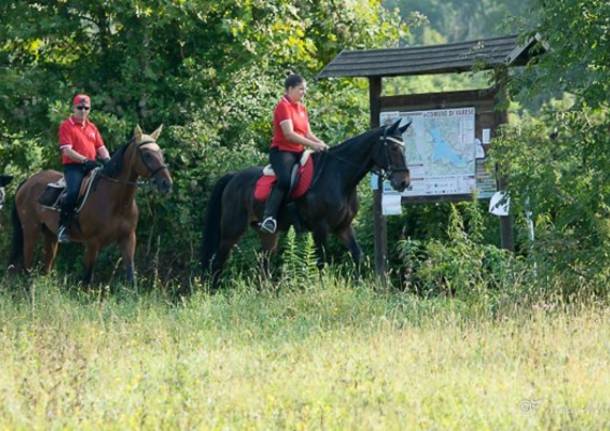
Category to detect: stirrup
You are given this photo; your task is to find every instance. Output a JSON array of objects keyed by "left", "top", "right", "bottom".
[
  {"left": 259, "top": 216, "right": 277, "bottom": 234},
  {"left": 57, "top": 225, "right": 71, "bottom": 243}
]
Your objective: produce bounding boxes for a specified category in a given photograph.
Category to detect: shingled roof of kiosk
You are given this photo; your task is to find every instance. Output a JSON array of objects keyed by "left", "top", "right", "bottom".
[{"left": 317, "top": 34, "right": 542, "bottom": 78}]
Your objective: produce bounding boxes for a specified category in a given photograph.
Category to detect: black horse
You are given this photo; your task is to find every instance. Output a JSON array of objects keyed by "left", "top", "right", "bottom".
[{"left": 201, "top": 119, "right": 411, "bottom": 287}]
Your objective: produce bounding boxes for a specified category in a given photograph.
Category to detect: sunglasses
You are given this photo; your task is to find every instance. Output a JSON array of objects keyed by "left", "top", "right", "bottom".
[{"left": 76, "top": 106, "right": 90, "bottom": 111}]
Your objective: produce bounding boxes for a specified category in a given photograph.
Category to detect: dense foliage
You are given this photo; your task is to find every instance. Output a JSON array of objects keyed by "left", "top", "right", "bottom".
[
  {"left": 491, "top": 0, "right": 610, "bottom": 293},
  {"left": 1, "top": 0, "right": 607, "bottom": 295},
  {"left": 0, "top": 0, "right": 405, "bottom": 279}
]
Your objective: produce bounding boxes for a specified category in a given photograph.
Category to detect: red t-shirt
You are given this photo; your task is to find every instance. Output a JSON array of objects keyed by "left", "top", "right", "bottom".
[
  {"left": 58, "top": 117, "right": 104, "bottom": 165},
  {"left": 271, "top": 96, "right": 310, "bottom": 152}
]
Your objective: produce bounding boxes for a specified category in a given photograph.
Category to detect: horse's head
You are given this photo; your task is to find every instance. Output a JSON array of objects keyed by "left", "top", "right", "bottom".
[
  {"left": 132, "top": 125, "right": 173, "bottom": 194},
  {"left": 372, "top": 120, "right": 411, "bottom": 192},
  {"left": 0, "top": 174, "right": 13, "bottom": 209}
]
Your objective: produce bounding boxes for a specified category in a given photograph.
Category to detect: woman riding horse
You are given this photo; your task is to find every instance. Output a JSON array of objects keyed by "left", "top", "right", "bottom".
[
  {"left": 201, "top": 119, "right": 412, "bottom": 288},
  {"left": 10, "top": 125, "right": 172, "bottom": 284},
  {"left": 260, "top": 74, "right": 328, "bottom": 234}
]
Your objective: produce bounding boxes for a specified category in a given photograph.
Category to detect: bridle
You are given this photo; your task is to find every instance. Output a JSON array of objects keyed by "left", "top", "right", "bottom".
[
  {"left": 136, "top": 140, "right": 169, "bottom": 178},
  {"left": 371, "top": 126, "right": 409, "bottom": 180},
  {"left": 100, "top": 139, "right": 168, "bottom": 186}
]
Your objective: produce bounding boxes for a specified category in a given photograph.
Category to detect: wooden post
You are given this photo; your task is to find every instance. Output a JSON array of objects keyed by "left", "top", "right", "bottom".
[
  {"left": 494, "top": 70, "right": 514, "bottom": 251},
  {"left": 369, "top": 77, "right": 388, "bottom": 280}
]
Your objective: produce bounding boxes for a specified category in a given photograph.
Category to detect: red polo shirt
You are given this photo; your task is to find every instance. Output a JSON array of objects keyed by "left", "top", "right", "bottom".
[
  {"left": 58, "top": 116, "right": 104, "bottom": 165},
  {"left": 271, "top": 96, "right": 310, "bottom": 152}
]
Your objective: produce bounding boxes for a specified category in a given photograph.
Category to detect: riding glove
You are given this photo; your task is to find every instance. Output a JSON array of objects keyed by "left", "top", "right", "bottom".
[{"left": 82, "top": 160, "right": 98, "bottom": 172}]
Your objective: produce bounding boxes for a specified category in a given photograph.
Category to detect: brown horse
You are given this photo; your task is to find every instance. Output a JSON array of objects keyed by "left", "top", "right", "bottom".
[{"left": 10, "top": 125, "right": 172, "bottom": 284}]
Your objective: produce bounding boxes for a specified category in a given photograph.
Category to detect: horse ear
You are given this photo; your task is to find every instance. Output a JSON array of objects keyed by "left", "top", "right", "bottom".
[
  {"left": 399, "top": 120, "right": 412, "bottom": 134},
  {"left": 387, "top": 119, "right": 400, "bottom": 134},
  {"left": 150, "top": 124, "right": 163, "bottom": 141},
  {"left": 134, "top": 125, "right": 143, "bottom": 142}
]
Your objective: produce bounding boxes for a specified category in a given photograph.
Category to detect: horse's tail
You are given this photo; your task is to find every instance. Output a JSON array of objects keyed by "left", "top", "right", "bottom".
[
  {"left": 9, "top": 194, "right": 24, "bottom": 269},
  {"left": 201, "top": 173, "right": 234, "bottom": 274}
]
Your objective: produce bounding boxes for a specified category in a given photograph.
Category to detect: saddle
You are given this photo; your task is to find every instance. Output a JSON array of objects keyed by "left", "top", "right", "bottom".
[
  {"left": 38, "top": 168, "right": 100, "bottom": 212},
  {"left": 254, "top": 150, "right": 314, "bottom": 202}
]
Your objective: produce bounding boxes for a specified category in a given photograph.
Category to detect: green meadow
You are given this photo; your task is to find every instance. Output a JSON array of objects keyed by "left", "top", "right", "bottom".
[
  {"left": 1, "top": 0, "right": 609, "bottom": 429},
  {"left": 1, "top": 275, "right": 609, "bottom": 430}
]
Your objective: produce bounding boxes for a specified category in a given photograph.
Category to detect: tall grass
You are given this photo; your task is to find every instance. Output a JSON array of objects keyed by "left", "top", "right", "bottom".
[{"left": 1, "top": 272, "right": 609, "bottom": 430}]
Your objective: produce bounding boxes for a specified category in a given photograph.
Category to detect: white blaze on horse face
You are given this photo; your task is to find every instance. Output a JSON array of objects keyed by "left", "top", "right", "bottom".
[
  {"left": 388, "top": 137, "right": 406, "bottom": 166},
  {"left": 0, "top": 188, "right": 5, "bottom": 209},
  {"left": 386, "top": 136, "right": 405, "bottom": 149},
  {"left": 138, "top": 138, "right": 161, "bottom": 152}
]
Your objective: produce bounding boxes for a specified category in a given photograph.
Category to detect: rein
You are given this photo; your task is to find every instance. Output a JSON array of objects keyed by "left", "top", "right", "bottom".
[
  {"left": 98, "top": 174, "right": 141, "bottom": 187},
  {"left": 76, "top": 168, "right": 102, "bottom": 213},
  {"left": 310, "top": 128, "right": 407, "bottom": 188}
]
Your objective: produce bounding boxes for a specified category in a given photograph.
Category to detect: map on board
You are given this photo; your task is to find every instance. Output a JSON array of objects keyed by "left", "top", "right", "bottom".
[{"left": 380, "top": 107, "right": 476, "bottom": 197}]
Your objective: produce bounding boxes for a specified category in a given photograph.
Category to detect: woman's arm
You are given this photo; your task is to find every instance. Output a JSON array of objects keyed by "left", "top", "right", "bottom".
[
  {"left": 281, "top": 120, "right": 328, "bottom": 151},
  {"left": 305, "top": 130, "right": 324, "bottom": 144},
  {"left": 306, "top": 123, "right": 328, "bottom": 149}
]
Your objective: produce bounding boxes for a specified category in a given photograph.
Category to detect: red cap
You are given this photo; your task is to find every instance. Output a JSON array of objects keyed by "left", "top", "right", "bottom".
[{"left": 72, "top": 94, "right": 91, "bottom": 107}]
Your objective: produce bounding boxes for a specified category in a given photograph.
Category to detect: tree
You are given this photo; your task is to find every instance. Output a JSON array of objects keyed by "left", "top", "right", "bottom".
[
  {"left": 491, "top": 0, "right": 610, "bottom": 291},
  {"left": 0, "top": 1, "right": 406, "bottom": 278}
]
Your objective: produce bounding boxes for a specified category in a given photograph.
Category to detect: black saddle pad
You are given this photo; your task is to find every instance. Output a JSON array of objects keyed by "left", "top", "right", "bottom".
[{"left": 38, "top": 184, "right": 65, "bottom": 208}]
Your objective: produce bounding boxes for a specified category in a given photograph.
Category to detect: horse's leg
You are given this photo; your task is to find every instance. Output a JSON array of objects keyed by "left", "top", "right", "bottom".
[
  {"left": 119, "top": 231, "right": 136, "bottom": 285},
  {"left": 83, "top": 242, "right": 100, "bottom": 285},
  {"left": 257, "top": 232, "right": 279, "bottom": 279},
  {"left": 42, "top": 228, "right": 58, "bottom": 274},
  {"left": 337, "top": 224, "right": 364, "bottom": 280},
  {"left": 312, "top": 226, "right": 329, "bottom": 270},
  {"left": 210, "top": 211, "right": 248, "bottom": 289},
  {"left": 22, "top": 223, "right": 40, "bottom": 272},
  {"left": 211, "top": 238, "right": 239, "bottom": 288},
  {"left": 337, "top": 225, "right": 363, "bottom": 265}
]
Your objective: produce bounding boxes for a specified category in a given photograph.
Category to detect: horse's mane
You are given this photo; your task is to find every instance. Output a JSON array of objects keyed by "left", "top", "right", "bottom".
[
  {"left": 101, "top": 140, "right": 132, "bottom": 178},
  {"left": 327, "top": 127, "right": 381, "bottom": 154}
]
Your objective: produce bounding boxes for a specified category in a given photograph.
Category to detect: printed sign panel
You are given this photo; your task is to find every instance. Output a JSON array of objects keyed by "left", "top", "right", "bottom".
[{"left": 378, "top": 108, "right": 495, "bottom": 198}]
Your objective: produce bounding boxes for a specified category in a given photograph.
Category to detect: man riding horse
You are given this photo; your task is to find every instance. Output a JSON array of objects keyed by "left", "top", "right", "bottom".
[
  {"left": 11, "top": 124, "right": 172, "bottom": 284},
  {"left": 57, "top": 94, "right": 111, "bottom": 243}
]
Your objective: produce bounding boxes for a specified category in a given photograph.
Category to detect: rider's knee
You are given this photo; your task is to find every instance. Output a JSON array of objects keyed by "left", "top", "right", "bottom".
[{"left": 276, "top": 178, "right": 291, "bottom": 191}]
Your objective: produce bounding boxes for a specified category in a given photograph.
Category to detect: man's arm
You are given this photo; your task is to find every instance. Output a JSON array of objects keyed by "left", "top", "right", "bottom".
[
  {"left": 58, "top": 122, "right": 85, "bottom": 163},
  {"left": 96, "top": 145, "right": 110, "bottom": 160},
  {"left": 61, "top": 147, "right": 88, "bottom": 164}
]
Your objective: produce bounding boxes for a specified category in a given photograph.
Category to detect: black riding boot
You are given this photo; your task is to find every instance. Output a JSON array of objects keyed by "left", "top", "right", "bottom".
[
  {"left": 57, "top": 204, "right": 75, "bottom": 243},
  {"left": 260, "top": 186, "right": 285, "bottom": 234}
]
